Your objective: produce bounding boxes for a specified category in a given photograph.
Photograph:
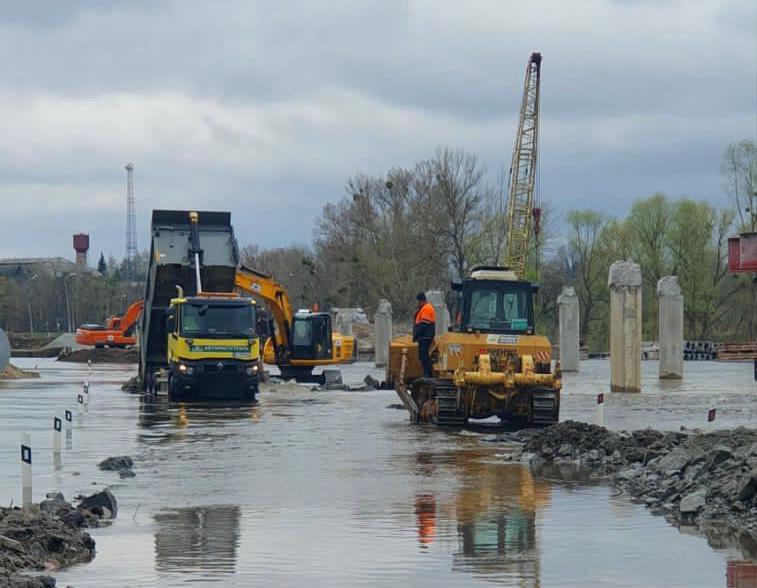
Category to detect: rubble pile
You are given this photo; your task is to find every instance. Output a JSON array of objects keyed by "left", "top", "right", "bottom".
[
  {"left": 58, "top": 348, "right": 138, "bottom": 364},
  {"left": 0, "top": 489, "right": 118, "bottom": 587},
  {"left": 500, "top": 421, "right": 757, "bottom": 535}
]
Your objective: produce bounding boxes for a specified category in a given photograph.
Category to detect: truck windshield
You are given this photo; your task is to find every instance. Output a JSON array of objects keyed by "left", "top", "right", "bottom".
[
  {"left": 181, "top": 303, "right": 255, "bottom": 338},
  {"left": 461, "top": 282, "right": 533, "bottom": 333}
]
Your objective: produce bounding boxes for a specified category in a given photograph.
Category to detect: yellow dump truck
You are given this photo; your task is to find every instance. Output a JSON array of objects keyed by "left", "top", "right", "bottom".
[{"left": 139, "top": 210, "right": 260, "bottom": 401}]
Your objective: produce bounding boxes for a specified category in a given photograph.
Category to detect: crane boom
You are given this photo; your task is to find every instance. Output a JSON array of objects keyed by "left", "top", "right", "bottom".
[{"left": 504, "top": 51, "right": 542, "bottom": 280}]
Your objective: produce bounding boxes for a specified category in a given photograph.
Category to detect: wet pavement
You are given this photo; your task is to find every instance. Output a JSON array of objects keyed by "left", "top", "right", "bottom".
[{"left": 0, "top": 358, "right": 755, "bottom": 587}]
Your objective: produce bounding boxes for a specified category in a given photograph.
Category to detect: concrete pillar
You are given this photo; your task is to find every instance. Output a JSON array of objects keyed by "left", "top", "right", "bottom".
[
  {"left": 334, "top": 310, "right": 354, "bottom": 338},
  {"left": 425, "top": 290, "right": 450, "bottom": 337},
  {"left": 657, "top": 276, "right": 683, "bottom": 380},
  {"left": 608, "top": 261, "right": 642, "bottom": 393},
  {"left": 557, "top": 286, "right": 580, "bottom": 372},
  {"left": 374, "top": 299, "right": 392, "bottom": 367}
]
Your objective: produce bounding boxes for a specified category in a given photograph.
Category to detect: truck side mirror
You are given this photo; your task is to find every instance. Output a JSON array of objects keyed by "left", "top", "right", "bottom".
[{"left": 166, "top": 314, "right": 176, "bottom": 333}]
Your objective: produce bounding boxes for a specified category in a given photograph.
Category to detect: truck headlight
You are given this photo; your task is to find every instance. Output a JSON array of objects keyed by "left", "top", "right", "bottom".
[
  {"left": 178, "top": 363, "right": 194, "bottom": 375},
  {"left": 246, "top": 364, "right": 259, "bottom": 376}
]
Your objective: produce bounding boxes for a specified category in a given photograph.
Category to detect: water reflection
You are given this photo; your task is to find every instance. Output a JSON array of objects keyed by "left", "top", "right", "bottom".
[
  {"left": 138, "top": 394, "right": 261, "bottom": 441},
  {"left": 154, "top": 505, "right": 241, "bottom": 575},
  {"left": 414, "top": 448, "right": 550, "bottom": 586}
]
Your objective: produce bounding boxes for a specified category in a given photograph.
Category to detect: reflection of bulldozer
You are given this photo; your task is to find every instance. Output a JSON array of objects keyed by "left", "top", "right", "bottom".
[
  {"left": 388, "top": 53, "right": 560, "bottom": 427},
  {"left": 415, "top": 449, "right": 550, "bottom": 585}
]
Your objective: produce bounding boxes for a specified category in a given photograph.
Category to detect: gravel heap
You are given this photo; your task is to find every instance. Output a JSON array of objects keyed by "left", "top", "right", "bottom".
[
  {"left": 500, "top": 421, "right": 757, "bottom": 537},
  {"left": 0, "top": 490, "right": 117, "bottom": 587}
]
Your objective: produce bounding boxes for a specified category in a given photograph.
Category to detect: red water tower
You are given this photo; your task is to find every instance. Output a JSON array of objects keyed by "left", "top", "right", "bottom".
[{"left": 73, "top": 233, "right": 90, "bottom": 267}]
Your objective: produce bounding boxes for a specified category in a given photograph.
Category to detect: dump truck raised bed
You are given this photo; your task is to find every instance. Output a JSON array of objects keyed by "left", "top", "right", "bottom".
[{"left": 138, "top": 210, "right": 261, "bottom": 401}]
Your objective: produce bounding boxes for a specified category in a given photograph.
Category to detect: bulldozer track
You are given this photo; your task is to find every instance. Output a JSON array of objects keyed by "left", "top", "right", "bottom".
[
  {"left": 434, "top": 382, "right": 467, "bottom": 427},
  {"left": 531, "top": 388, "right": 559, "bottom": 426}
]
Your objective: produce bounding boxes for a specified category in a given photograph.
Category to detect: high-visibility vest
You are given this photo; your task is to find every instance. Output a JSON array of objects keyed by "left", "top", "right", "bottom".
[{"left": 415, "top": 302, "right": 436, "bottom": 324}]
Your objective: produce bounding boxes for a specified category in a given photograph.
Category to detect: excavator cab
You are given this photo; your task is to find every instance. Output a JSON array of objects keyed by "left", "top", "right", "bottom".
[{"left": 290, "top": 311, "right": 333, "bottom": 361}]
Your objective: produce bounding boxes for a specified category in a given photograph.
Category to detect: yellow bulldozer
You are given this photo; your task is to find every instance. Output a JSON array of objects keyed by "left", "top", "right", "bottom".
[{"left": 388, "top": 52, "right": 561, "bottom": 427}]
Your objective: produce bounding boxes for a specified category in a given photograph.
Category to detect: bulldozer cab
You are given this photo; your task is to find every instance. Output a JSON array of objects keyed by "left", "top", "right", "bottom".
[
  {"left": 453, "top": 267, "right": 536, "bottom": 335},
  {"left": 290, "top": 311, "right": 333, "bottom": 360}
]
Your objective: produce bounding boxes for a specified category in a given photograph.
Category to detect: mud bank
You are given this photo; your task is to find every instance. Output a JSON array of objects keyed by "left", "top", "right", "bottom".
[
  {"left": 497, "top": 421, "right": 757, "bottom": 539},
  {"left": 0, "top": 489, "right": 117, "bottom": 587},
  {"left": 58, "top": 348, "right": 138, "bottom": 364},
  {"left": 0, "top": 364, "right": 40, "bottom": 380}
]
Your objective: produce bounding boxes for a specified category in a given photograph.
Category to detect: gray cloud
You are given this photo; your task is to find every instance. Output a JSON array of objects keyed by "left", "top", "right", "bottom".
[{"left": 0, "top": 0, "right": 753, "bottom": 260}]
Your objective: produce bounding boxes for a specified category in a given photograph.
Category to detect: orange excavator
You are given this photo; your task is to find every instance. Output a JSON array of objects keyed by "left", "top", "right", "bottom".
[{"left": 76, "top": 300, "right": 144, "bottom": 348}]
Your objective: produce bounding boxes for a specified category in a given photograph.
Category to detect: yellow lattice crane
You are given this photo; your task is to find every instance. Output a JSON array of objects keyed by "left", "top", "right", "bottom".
[{"left": 504, "top": 52, "right": 542, "bottom": 280}]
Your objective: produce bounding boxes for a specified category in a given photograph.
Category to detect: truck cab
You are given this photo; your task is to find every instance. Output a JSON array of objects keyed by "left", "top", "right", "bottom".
[{"left": 165, "top": 295, "right": 260, "bottom": 401}]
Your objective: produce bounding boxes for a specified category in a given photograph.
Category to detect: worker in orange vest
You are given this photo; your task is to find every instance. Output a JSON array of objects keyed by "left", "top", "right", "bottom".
[{"left": 413, "top": 292, "right": 436, "bottom": 377}]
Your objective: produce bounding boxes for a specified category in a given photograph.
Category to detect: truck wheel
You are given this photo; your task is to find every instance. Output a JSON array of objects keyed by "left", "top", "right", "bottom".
[{"left": 168, "top": 375, "right": 180, "bottom": 401}]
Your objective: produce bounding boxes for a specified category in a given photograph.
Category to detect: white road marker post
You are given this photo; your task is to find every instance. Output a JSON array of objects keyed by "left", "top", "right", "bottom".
[
  {"left": 83, "top": 381, "right": 90, "bottom": 412},
  {"left": 76, "top": 393, "right": 84, "bottom": 417},
  {"left": 64, "top": 409, "right": 73, "bottom": 450},
  {"left": 53, "top": 417, "right": 62, "bottom": 470},
  {"left": 20, "top": 433, "right": 32, "bottom": 508},
  {"left": 596, "top": 393, "right": 605, "bottom": 427}
]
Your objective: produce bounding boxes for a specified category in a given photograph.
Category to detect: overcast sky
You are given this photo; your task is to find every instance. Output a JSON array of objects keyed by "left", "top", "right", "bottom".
[{"left": 0, "top": 0, "right": 754, "bottom": 261}]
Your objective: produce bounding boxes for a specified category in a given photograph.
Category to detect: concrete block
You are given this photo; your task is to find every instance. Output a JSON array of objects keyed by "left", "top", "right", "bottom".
[
  {"left": 425, "top": 290, "right": 450, "bottom": 336},
  {"left": 373, "top": 299, "right": 392, "bottom": 367},
  {"left": 608, "top": 261, "right": 642, "bottom": 393},
  {"left": 557, "top": 286, "right": 580, "bottom": 371},
  {"left": 657, "top": 276, "right": 683, "bottom": 380}
]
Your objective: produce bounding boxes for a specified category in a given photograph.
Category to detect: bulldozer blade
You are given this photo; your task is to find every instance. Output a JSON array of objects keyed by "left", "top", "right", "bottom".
[{"left": 395, "top": 385, "right": 419, "bottom": 422}]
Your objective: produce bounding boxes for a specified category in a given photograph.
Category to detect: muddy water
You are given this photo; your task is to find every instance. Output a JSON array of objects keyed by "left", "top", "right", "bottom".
[{"left": 0, "top": 358, "right": 754, "bottom": 587}]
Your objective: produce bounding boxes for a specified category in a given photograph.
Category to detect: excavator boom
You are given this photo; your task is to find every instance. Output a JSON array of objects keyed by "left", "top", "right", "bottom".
[{"left": 234, "top": 266, "right": 294, "bottom": 349}]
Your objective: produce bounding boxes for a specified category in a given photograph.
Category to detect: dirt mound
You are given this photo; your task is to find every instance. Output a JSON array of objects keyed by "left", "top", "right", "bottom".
[
  {"left": 0, "top": 493, "right": 101, "bottom": 587},
  {"left": 58, "top": 347, "right": 138, "bottom": 364},
  {"left": 0, "top": 364, "right": 40, "bottom": 380},
  {"left": 498, "top": 421, "right": 757, "bottom": 538}
]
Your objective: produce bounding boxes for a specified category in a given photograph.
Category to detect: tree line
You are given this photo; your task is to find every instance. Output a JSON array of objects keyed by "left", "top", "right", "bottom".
[
  {"left": 243, "top": 140, "right": 756, "bottom": 351},
  {"left": 0, "top": 141, "right": 753, "bottom": 352}
]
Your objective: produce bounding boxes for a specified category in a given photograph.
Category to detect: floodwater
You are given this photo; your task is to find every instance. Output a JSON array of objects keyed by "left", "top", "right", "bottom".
[{"left": 0, "top": 358, "right": 754, "bottom": 587}]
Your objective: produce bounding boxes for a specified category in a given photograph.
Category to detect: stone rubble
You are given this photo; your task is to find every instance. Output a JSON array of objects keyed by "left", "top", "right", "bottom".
[
  {"left": 495, "top": 421, "right": 757, "bottom": 537},
  {"left": 0, "top": 489, "right": 119, "bottom": 587}
]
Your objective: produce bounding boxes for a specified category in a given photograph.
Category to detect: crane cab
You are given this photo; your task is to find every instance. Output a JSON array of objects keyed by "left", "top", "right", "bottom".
[{"left": 291, "top": 311, "right": 333, "bottom": 360}]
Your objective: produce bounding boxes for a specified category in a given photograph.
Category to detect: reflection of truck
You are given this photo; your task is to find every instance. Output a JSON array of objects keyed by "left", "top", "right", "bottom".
[
  {"left": 235, "top": 267, "right": 354, "bottom": 382},
  {"left": 389, "top": 52, "right": 560, "bottom": 427},
  {"left": 139, "top": 210, "right": 260, "bottom": 401},
  {"left": 75, "top": 300, "right": 144, "bottom": 348}
]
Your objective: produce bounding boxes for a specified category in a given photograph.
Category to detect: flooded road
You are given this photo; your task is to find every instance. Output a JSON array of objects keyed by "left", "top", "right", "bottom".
[{"left": 0, "top": 358, "right": 755, "bottom": 587}]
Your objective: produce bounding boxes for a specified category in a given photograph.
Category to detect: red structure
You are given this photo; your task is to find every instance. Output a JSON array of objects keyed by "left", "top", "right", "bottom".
[
  {"left": 728, "top": 232, "right": 757, "bottom": 273},
  {"left": 73, "top": 233, "right": 90, "bottom": 267}
]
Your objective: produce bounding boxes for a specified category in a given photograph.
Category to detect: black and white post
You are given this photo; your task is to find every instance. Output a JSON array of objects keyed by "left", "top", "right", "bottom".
[
  {"left": 20, "top": 433, "right": 32, "bottom": 508},
  {"left": 64, "top": 409, "right": 73, "bottom": 450},
  {"left": 53, "top": 416, "right": 62, "bottom": 470}
]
